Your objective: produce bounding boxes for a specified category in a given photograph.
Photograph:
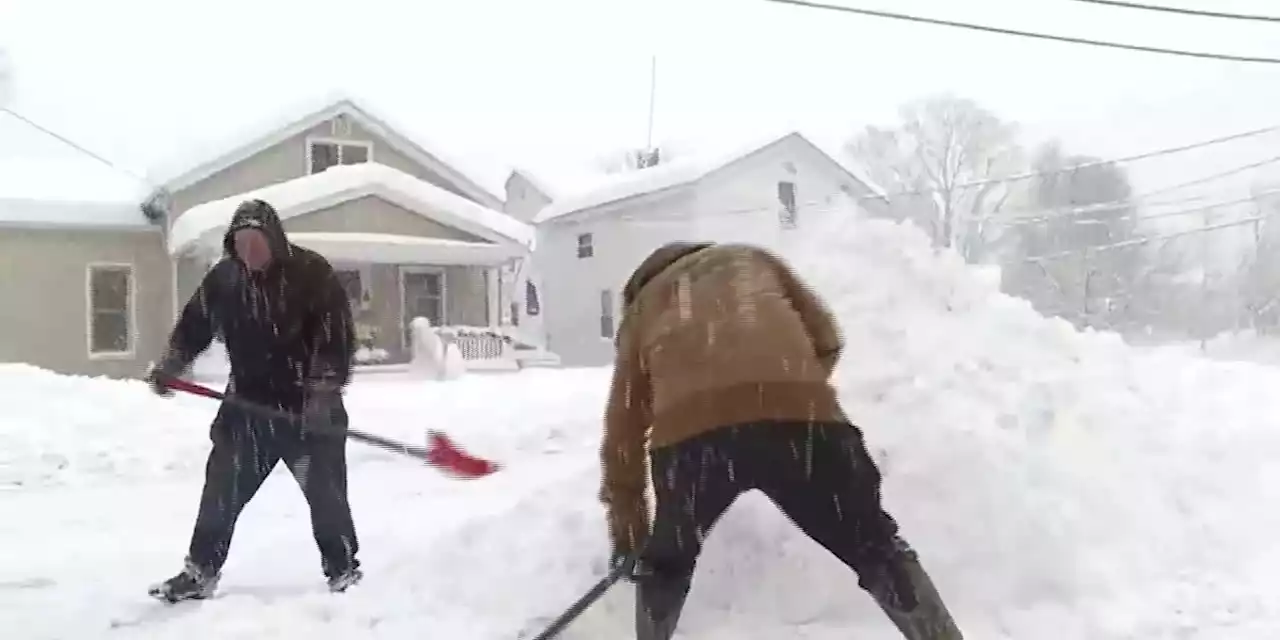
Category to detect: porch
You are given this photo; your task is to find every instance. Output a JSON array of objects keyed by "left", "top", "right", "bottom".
[{"left": 166, "top": 163, "right": 541, "bottom": 370}]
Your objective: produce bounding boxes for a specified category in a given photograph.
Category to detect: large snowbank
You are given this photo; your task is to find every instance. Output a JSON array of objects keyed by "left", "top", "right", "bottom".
[{"left": 9, "top": 207, "right": 1280, "bottom": 637}]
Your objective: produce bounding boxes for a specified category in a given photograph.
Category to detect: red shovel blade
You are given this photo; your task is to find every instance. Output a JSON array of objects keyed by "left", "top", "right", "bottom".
[{"left": 424, "top": 430, "right": 500, "bottom": 479}]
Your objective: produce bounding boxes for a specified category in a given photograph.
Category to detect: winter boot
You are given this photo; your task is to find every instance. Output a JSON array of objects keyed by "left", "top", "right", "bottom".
[
  {"left": 868, "top": 544, "right": 963, "bottom": 640},
  {"left": 148, "top": 561, "right": 220, "bottom": 603},
  {"left": 327, "top": 567, "right": 363, "bottom": 593},
  {"left": 634, "top": 572, "right": 691, "bottom": 640}
]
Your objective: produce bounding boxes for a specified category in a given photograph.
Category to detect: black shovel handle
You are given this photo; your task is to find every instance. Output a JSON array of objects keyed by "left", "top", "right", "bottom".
[
  {"left": 159, "top": 376, "right": 432, "bottom": 459},
  {"left": 525, "top": 556, "right": 639, "bottom": 640}
]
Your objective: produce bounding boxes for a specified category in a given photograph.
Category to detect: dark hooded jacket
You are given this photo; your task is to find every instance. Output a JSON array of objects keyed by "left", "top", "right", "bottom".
[{"left": 159, "top": 199, "right": 355, "bottom": 414}]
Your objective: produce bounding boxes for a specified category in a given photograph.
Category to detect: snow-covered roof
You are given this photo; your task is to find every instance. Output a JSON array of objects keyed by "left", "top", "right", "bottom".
[
  {"left": 532, "top": 131, "right": 884, "bottom": 224},
  {"left": 0, "top": 156, "right": 152, "bottom": 228},
  {"left": 168, "top": 162, "right": 533, "bottom": 257},
  {"left": 148, "top": 90, "right": 506, "bottom": 209},
  {"left": 507, "top": 168, "right": 560, "bottom": 200},
  {"left": 290, "top": 232, "right": 523, "bottom": 266}
]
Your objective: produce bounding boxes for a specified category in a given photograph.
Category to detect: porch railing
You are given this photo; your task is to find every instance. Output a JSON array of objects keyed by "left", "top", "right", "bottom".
[{"left": 436, "top": 325, "right": 515, "bottom": 362}]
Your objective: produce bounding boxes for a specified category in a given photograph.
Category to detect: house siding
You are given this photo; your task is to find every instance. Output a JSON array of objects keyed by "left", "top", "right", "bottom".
[
  {"left": 537, "top": 139, "right": 867, "bottom": 367},
  {"left": 0, "top": 228, "right": 170, "bottom": 379},
  {"left": 281, "top": 195, "right": 487, "bottom": 241},
  {"left": 537, "top": 189, "right": 697, "bottom": 366},
  {"left": 689, "top": 142, "right": 857, "bottom": 243},
  {"left": 167, "top": 116, "right": 477, "bottom": 224},
  {"left": 503, "top": 172, "right": 552, "bottom": 224},
  {"left": 173, "top": 195, "right": 495, "bottom": 365},
  {"left": 167, "top": 115, "right": 505, "bottom": 359}
]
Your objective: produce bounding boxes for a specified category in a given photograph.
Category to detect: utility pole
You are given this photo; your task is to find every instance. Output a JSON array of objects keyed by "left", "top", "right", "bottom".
[
  {"left": 645, "top": 54, "right": 657, "bottom": 152},
  {"left": 1200, "top": 205, "right": 1214, "bottom": 351}
]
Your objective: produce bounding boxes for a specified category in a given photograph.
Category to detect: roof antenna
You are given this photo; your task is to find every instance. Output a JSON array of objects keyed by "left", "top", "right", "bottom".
[
  {"left": 646, "top": 54, "right": 657, "bottom": 151},
  {"left": 638, "top": 54, "right": 659, "bottom": 169}
]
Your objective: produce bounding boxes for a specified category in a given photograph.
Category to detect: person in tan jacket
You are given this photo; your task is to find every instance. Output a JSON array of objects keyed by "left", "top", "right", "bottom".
[{"left": 600, "top": 242, "right": 962, "bottom": 640}]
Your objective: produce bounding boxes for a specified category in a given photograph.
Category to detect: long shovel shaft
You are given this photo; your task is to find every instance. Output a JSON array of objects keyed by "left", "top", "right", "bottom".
[
  {"left": 159, "top": 376, "right": 430, "bottom": 458},
  {"left": 526, "top": 560, "right": 634, "bottom": 640}
]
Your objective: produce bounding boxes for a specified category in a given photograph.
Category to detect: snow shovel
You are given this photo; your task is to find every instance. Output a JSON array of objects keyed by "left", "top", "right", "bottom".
[
  {"left": 158, "top": 376, "right": 500, "bottom": 479},
  {"left": 524, "top": 553, "right": 642, "bottom": 640}
]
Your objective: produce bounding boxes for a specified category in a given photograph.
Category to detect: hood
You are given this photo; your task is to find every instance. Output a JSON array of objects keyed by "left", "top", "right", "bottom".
[
  {"left": 622, "top": 241, "right": 715, "bottom": 307},
  {"left": 222, "top": 198, "right": 292, "bottom": 262}
]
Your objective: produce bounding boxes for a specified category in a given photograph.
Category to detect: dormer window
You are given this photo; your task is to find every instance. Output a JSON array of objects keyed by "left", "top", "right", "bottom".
[{"left": 308, "top": 138, "right": 372, "bottom": 174}]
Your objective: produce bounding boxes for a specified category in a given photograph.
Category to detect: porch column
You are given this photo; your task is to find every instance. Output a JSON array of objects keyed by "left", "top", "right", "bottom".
[{"left": 485, "top": 267, "right": 500, "bottom": 327}]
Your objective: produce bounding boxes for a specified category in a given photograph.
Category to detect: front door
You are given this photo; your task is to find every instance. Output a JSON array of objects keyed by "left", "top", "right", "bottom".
[{"left": 401, "top": 268, "right": 446, "bottom": 348}]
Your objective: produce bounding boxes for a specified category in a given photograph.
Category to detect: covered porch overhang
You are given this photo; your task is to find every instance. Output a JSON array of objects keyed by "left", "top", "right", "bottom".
[
  {"left": 288, "top": 232, "right": 524, "bottom": 266},
  {"left": 166, "top": 162, "right": 536, "bottom": 263}
]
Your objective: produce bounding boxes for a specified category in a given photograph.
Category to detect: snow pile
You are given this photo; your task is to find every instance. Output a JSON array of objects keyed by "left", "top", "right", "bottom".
[
  {"left": 1169, "top": 329, "right": 1280, "bottom": 367},
  {"left": 12, "top": 206, "right": 1280, "bottom": 637},
  {"left": 408, "top": 316, "right": 465, "bottom": 380},
  {"left": 761, "top": 207, "right": 1280, "bottom": 634},
  {"left": 0, "top": 364, "right": 214, "bottom": 487}
]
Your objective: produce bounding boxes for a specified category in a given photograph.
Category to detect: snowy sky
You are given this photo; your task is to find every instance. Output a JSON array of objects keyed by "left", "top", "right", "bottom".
[{"left": 2, "top": 0, "right": 1280, "bottom": 197}]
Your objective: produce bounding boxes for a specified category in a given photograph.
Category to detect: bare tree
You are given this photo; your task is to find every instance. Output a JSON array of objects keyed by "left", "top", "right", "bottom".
[
  {"left": 846, "top": 94, "right": 1023, "bottom": 259},
  {"left": 1238, "top": 181, "right": 1280, "bottom": 332},
  {"left": 1002, "top": 142, "right": 1141, "bottom": 330}
]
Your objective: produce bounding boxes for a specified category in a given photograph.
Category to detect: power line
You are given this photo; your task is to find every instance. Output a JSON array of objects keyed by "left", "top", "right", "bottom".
[
  {"left": 996, "top": 152, "right": 1280, "bottom": 224},
  {"left": 604, "top": 124, "right": 1280, "bottom": 228},
  {"left": 1025, "top": 187, "right": 1280, "bottom": 260},
  {"left": 1064, "top": 0, "right": 1280, "bottom": 23},
  {"left": 0, "top": 106, "right": 151, "bottom": 185},
  {"left": 862, "top": 122, "right": 1280, "bottom": 205},
  {"left": 762, "top": 0, "right": 1280, "bottom": 63}
]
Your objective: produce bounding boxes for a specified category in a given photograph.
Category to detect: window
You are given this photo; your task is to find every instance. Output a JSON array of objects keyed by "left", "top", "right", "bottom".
[
  {"left": 334, "top": 269, "right": 364, "bottom": 311},
  {"left": 778, "top": 181, "right": 798, "bottom": 229},
  {"left": 401, "top": 268, "right": 445, "bottom": 347},
  {"left": 576, "top": 233, "right": 594, "bottom": 259},
  {"left": 88, "top": 265, "right": 133, "bottom": 356},
  {"left": 308, "top": 139, "right": 372, "bottom": 174},
  {"left": 525, "top": 280, "right": 541, "bottom": 316},
  {"left": 600, "top": 289, "right": 615, "bottom": 339}
]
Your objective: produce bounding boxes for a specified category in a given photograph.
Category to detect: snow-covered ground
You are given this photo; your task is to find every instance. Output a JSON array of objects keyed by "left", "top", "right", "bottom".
[{"left": 8, "top": 209, "right": 1280, "bottom": 638}]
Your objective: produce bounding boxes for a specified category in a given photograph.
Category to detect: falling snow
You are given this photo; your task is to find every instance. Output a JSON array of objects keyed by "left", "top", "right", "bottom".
[{"left": 9, "top": 209, "right": 1280, "bottom": 638}]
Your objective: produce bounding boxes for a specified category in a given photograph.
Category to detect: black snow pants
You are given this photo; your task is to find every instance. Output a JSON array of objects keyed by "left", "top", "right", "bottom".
[
  {"left": 637, "top": 420, "right": 962, "bottom": 640},
  {"left": 186, "top": 406, "right": 359, "bottom": 579}
]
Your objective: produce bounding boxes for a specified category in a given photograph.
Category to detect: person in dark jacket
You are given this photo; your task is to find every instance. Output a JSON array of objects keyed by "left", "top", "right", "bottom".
[
  {"left": 602, "top": 242, "right": 963, "bottom": 640},
  {"left": 146, "top": 199, "right": 361, "bottom": 602}
]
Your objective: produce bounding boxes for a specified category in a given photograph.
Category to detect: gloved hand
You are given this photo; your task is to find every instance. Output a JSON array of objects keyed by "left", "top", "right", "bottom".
[
  {"left": 610, "top": 547, "right": 651, "bottom": 583},
  {"left": 609, "top": 549, "right": 637, "bottom": 581},
  {"left": 145, "top": 356, "right": 185, "bottom": 398}
]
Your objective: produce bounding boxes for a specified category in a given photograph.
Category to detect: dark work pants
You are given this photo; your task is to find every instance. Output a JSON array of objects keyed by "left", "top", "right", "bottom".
[
  {"left": 186, "top": 407, "right": 359, "bottom": 579},
  {"left": 639, "top": 421, "right": 920, "bottom": 636}
]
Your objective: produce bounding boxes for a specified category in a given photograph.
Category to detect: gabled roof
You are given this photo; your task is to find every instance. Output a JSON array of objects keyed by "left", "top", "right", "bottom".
[
  {"left": 150, "top": 91, "right": 504, "bottom": 210},
  {"left": 0, "top": 156, "right": 153, "bottom": 228},
  {"left": 506, "top": 168, "right": 559, "bottom": 201},
  {"left": 532, "top": 132, "right": 887, "bottom": 224},
  {"left": 167, "top": 162, "right": 533, "bottom": 257}
]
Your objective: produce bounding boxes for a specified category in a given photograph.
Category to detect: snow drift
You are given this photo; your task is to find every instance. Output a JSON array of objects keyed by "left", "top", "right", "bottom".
[{"left": 10, "top": 206, "right": 1280, "bottom": 638}]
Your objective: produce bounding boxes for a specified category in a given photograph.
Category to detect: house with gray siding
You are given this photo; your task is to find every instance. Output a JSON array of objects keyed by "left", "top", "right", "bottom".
[
  {"left": 530, "top": 132, "right": 888, "bottom": 367},
  {"left": 0, "top": 95, "right": 547, "bottom": 378}
]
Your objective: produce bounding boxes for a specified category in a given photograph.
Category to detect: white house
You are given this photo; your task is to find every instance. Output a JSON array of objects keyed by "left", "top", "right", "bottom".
[{"left": 530, "top": 131, "right": 889, "bottom": 366}]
